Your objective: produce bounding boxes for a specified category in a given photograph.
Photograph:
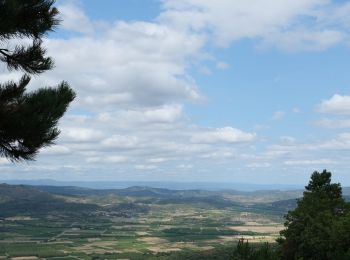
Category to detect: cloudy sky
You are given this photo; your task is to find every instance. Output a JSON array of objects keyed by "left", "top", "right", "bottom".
[{"left": 1, "top": 0, "right": 350, "bottom": 185}]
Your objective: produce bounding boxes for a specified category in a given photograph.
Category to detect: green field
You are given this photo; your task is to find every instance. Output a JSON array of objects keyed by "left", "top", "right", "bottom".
[{"left": 0, "top": 184, "right": 293, "bottom": 259}]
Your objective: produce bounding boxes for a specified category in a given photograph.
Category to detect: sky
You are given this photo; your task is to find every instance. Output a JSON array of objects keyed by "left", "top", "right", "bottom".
[{"left": 1, "top": 0, "right": 350, "bottom": 185}]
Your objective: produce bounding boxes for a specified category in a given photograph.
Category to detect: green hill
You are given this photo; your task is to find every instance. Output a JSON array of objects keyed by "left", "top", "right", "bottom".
[{"left": 0, "top": 184, "right": 99, "bottom": 218}]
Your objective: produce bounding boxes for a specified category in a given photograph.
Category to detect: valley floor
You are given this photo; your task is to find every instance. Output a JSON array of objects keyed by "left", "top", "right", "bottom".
[{"left": 0, "top": 185, "right": 289, "bottom": 259}]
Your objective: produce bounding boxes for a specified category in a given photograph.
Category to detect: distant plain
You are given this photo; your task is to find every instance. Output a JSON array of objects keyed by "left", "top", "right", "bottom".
[{"left": 0, "top": 183, "right": 349, "bottom": 259}]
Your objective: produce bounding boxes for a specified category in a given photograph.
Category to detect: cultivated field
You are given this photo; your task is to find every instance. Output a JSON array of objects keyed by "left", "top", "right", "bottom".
[{"left": 0, "top": 185, "right": 290, "bottom": 259}]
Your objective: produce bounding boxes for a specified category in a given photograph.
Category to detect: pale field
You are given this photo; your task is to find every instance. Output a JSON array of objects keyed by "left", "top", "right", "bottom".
[
  {"left": 138, "top": 237, "right": 169, "bottom": 244},
  {"left": 230, "top": 225, "right": 284, "bottom": 233},
  {"left": 5, "top": 216, "right": 33, "bottom": 221},
  {"left": 137, "top": 239, "right": 214, "bottom": 253},
  {"left": 147, "top": 247, "right": 181, "bottom": 253},
  {"left": 73, "top": 240, "right": 123, "bottom": 254},
  {"left": 11, "top": 258, "right": 39, "bottom": 260}
]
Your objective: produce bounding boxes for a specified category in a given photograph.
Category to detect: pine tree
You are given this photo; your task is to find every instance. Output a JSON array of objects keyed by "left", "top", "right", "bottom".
[
  {"left": 0, "top": 0, "right": 75, "bottom": 161},
  {"left": 279, "top": 170, "right": 350, "bottom": 260}
]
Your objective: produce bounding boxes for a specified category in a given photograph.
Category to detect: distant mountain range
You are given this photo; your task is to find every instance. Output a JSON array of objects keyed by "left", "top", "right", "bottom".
[
  {"left": 0, "top": 183, "right": 295, "bottom": 217},
  {"left": 1, "top": 183, "right": 349, "bottom": 219},
  {"left": 0, "top": 179, "right": 303, "bottom": 191}
]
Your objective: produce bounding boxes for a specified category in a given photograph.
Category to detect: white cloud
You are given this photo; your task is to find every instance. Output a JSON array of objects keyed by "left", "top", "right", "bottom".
[
  {"left": 284, "top": 159, "right": 336, "bottom": 166},
  {"left": 61, "top": 127, "right": 103, "bottom": 142},
  {"left": 101, "top": 135, "right": 138, "bottom": 149},
  {"left": 159, "top": 0, "right": 349, "bottom": 51},
  {"left": 317, "top": 133, "right": 350, "bottom": 150},
  {"left": 246, "top": 162, "right": 271, "bottom": 168},
  {"left": 86, "top": 155, "right": 128, "bottom": 163},
  {"left": 148, "top": 158, "right": 168, "bottom": 163},
  {"left": 200, "top": 150, "right": 235, "bottom": 159},
  {"left": 0, "top": 158, "right": 10, "bottom": 165},
  {"left": 105, "top": 156, "right": 129, "bottom": 163},
  {"left": 40, "top": 145, "right": 71, "bottom": 155},
  {"left": 177, "top": 164, "right": 193, "bottom": 169},
  {"left": 135, "top": 164, "right": 158, "bottom": 170},
  {"left": 272, "top": 111, "right": 285, "bottom": 120},
  {"left": 59, "top": 3, "right": 95, "bottom": 34},
  {"left": 144, "top": 105, "right": 182, "bottom": 121},
  {"left": 138, "top": 105, "right": 183, "bottom": 123},
  {"left": 315, "top": 118, "right": 350, "bottom": 129},
  {"left": 3, "top": 1, "right": 349, "bottom": 183},
  {"left": 191, "top": 127, "right": 256, "bottom": 143},
  {"left": 262, "top": 29, "right": 344, "bottom": 52},
  {"left": 317, "top": 94, "right": 350, "bottom": 115},
  {"left": 36, "top": 18, "right": 205, "bottom": 110}
]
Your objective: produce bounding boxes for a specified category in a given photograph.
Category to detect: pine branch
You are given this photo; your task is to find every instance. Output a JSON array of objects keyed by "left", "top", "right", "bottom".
[
  {"left": 0, "top": 77, "right": 76, "bottom": 161},
  {"left": 0, "top": 0, "right": 75, "bottom": 161},
  {"left": 0, "top": 0, "right": 60, "bottom": 39},
  {"left": 0, "top": 40, "right": 54, "bottom": 74}
]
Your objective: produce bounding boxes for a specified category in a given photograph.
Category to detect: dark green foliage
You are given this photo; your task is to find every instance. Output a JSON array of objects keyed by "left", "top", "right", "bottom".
[
  {"left": 0, "top": 242, "right": 66, "bottom": 258},
  {"left": 0, "top": 0, "right": 59, "bottom": 73},
  {"left": 0, "top": 76, "right": 75, "bottom": 160},
  {"left": 0, "top": 0, "right": 59, "bottom": 38},
  {"left": 0, "top": 0, "right": 75, "bottom": 161},
  {"left": 279, "top": 170, "right": 350, "bottom": 260},
  {"left": 232, "top": 239, "right": 253, "bottom": 259},
  {"left": 0, "top": 39, "right": 54, "bottom": 74},
  {"left": 0, "top": 184, "right": 99, "bottom": 217},
  {"left": 231, "top": 239, "right": 279, "bottom": 260},
  {"left": 260, "top": 198, "right": 298, "bottom": 213}
]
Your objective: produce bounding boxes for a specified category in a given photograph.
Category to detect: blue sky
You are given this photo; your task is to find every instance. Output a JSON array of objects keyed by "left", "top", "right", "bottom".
[{"left": 1, "top": 0, "right": 350, "bottom": 185}]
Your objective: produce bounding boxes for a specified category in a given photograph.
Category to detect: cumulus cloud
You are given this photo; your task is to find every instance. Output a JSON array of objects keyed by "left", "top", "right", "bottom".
[
  {"left": 61, "top": 127, "right": 103, "bottom": 142},
  {"left": 3, "top": 1, "right": 350, "bottom": 182},
  {"left": 101, "top": 135, "right": 138, "bottom": 149},
  {"left": 191, "top": 127, "right": 256, "bottom": 143},
  {"left": 59, "top": 3, "right": 95, "bottom": 34},
  {"left": 316, "top": 133, "right": 350, "bottom": 150},
  {"left": 159, "top": 0, "right": 349, "bottom": 50},
  {"left": 34, "top": 17, "right": 205, "bottom": 110},
  {"left": 121, "top": 105, "right": 184, "bottom": 124},
  {"left": 317, "top": 94, "right": 350, "bottom": 115},
  {"left": 29, "top": 108, "right": 255, "bottom": 175}
]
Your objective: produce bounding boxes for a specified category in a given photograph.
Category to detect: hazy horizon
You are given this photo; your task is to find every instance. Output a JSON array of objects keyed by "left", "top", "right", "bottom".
[{"left": 0, "top": 178, "right": 306, "bottom": 191}]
